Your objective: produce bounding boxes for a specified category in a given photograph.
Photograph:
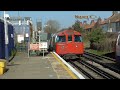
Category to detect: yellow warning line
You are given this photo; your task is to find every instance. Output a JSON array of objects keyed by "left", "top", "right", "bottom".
[{"left": 51, "top": 52, "right": 78, "bottom": 79}]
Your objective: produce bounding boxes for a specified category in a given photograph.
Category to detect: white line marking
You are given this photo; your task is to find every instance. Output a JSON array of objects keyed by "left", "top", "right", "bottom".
[{"left": 53, "top": 52, "right": 85, "bottom": 79}]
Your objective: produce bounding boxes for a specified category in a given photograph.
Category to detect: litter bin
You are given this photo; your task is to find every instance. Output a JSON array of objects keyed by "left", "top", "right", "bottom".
[{"left": 0, "top": 59, "right": 6, "bottom": 75}]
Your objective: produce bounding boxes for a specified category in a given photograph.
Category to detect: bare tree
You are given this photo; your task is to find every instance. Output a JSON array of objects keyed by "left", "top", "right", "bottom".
[{"left": 44, "top": 20, "right": 60, "bottom": 34}]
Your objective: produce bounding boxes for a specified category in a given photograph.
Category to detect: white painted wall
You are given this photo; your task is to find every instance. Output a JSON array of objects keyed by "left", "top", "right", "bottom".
[
  {"left": 101, "top": 23, "right": 116, "bottom": 32},
  {"left": 111, "top": 23, "right": 116, "bottom": 32}
]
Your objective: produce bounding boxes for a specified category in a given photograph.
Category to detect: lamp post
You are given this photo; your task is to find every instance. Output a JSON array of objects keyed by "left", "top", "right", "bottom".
[
  {"left": 38, "top": 30, "right": 41, "bottom": 51},
  {"left": 27, "top": 20, "right": 30, "bottom": 58},
  {"left": 4, "top": 11, "right": 9, "bottom": 61}
]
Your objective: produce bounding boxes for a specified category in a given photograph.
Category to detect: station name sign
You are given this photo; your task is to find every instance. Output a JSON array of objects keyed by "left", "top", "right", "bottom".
[
  {"left": 75, "top": 15, "right": 98, "bottom": 19},
  {"left": 9, "top": 17, "right": 31, "bottom": 21}
]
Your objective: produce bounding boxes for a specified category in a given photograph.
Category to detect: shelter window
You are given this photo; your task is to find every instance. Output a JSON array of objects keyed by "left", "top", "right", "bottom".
[
  {"left": 56, "top": 36, "right": 66, "bottom": 42},
  {"left": 74, "top": 35, "right": 82, "bottom": 42},
  {"left": 68, "top": 35, "right": 72, "bottom": 41}
]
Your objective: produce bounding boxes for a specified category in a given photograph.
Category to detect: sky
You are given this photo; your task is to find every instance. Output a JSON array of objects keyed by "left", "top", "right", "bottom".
[{"left": 0, "top": 11, "right": 112, "bottom": 29}]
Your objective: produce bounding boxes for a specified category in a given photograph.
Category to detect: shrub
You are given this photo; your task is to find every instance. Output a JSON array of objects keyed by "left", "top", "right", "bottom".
[
  {"left": 90, "top": 36, "right": 117, "bottom": 52},
  {"left": 88, "top": 28, "right": 105, "bottom": 43},
  {"left": 88, "top": 29, "right": 117, "bottom": 52}
]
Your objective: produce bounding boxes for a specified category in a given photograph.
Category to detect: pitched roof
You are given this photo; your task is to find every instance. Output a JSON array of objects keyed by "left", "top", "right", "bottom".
[
  {"left": 84, "top": 21, "right": 96, "bottom": 30},
  {"left": 115, "top": 18, "right": 120, "bottom": 22},
  {"left": 103, "top": 13, "right": 120, "bottom": 23},
  {"left": 100, "top": 20, "right": 106, "bottom": 25}
]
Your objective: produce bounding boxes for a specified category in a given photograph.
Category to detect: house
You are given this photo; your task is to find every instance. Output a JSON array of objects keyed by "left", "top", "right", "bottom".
[
  {"left": 79, "top": 11, "right": 120, "bottom": 33},
  {"left": 82, "top": 20, "right": 96, "bottom": 32},
  {"left": 100, "top": 11, "right": 120, "bottom": 32}
]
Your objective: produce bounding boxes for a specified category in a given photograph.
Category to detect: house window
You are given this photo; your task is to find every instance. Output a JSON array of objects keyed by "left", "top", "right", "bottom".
[
  {"left": 116, "top": 22, "right": 119, "bottom": 27},
  {"left": 117, "top": 22, "right": 118, "bottom": 27}
]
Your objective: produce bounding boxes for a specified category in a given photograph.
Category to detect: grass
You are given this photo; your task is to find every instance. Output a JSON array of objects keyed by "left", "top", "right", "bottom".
[{"left": 85, "top": 49, "right": 111, "bottom": 56}]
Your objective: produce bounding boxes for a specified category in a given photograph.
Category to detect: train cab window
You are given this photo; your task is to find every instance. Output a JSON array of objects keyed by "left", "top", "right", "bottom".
[
  {"left": 74, "top": 35, "right": 82, "bottom": 42},
  {"left": 56, "top": 36, "right": 66, "bottom": 42},
  {"left": 68, "top": 35, "right": 72, "bottom": 42}
]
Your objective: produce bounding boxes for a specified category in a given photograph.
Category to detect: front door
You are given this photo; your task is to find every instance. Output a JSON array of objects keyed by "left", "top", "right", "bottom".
[{"left": 67, "top": 35, "right": 74, "bottom": 53}]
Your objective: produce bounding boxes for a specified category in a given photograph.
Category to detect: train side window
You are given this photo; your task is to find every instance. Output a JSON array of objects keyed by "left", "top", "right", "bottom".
[
  {"left": 74, "top": 35, "right": 82, "bottom": 42},
  {"left": 56, "top": 36, "right": 66, "bottom": 42},
  {"left": 68, "top": 35, "right": 72, "bottom": 42}
]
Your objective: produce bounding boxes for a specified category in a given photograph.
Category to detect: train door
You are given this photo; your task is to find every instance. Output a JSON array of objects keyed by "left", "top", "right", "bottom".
[
  {"left": 116, "top": 34, "right": 120, "bottom": 61},
  {"left": 66, "top": 35, "right": 75, "bottom": 53}
]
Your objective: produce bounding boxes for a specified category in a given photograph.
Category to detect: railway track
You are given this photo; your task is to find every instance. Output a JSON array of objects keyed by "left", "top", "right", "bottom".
[
  {"left": 69, "top": 60, "right": 95, "bottom": 79},
  {"left": 69, "top": 59, "right": 119, "bottom": 79},
  {"left": 84, "top": 51, "right": 116, "bottom": 62},
  {"left": 83, "top": 51, "right": 120, "bottom": 74}
]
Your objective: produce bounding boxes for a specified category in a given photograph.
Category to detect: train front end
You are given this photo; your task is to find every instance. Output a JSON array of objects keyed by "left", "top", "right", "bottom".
[{"left": 55, "top": 30, "right": 84, "bottom": 59}]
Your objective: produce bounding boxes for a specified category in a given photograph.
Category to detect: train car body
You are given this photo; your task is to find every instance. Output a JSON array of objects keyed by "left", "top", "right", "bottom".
[
  {"left": 116, "top": 33, "right": 120, "bottom": 62},
  {"left": 50, "top": 29, "right": 84, "bottom": 59},
  {"left": 0, "top": 19, "right": 5, "bottom": 59}
]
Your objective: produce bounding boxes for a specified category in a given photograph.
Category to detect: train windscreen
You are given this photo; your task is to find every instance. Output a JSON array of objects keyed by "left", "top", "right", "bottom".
[
  {"left": 56, "top": 36, "right": 66, "bottom": 42},
  {"left": 74, "top": 35, "right": 82, "bottom": 42}
]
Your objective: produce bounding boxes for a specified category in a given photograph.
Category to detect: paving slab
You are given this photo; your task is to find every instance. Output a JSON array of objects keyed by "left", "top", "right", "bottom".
[{"left": 0, "top": 52, "right": 74, "bottom": 79}]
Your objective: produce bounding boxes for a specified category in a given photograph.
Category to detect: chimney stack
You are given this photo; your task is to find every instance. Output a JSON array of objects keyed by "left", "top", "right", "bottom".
[
  {"left": 83, "top": 21, "right": 87, "bottom": 24},
  {"left": 80, "top": 22, "right": 82, "bottom": 24},
  {"left": 112, "top": 11, "right": 118, "bottom": 15},
  {"left": 90, "top": 20, "right": 94, "bottom": 24},
  {"left": 80, "top": 22, "right": 82, "bottom": 25},
  {"left": 104, "top": 18, "right": 107, "bottom": 20}
]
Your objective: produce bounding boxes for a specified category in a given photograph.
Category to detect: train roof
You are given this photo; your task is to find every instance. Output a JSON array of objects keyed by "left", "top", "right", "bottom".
[{"left": 56, "top": 29, "right": 81, "bottom": 36}]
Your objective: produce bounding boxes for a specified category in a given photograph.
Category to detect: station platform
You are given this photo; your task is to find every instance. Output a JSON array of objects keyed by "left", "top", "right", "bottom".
[{"left": 0, "top": 52, "right": 79, "bottom": 79}]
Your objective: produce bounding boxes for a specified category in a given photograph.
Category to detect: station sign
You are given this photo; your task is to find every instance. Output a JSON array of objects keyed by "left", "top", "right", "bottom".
[
  {"left": 9, "top": 17, "right": 31, "bottom": 21},
  {"left": 30, "top": 44, "right": 39, "bottom": 50},
  {"left": 17, "top": 35, "right": 24, "bottom": 43},
  {"left": 75, "top": 15, "right": 98, "bottom": 20},
  {"left": 25, "top": 33, "right": 29, "bottom": 37},
  {"left": 39, "top": 42, "right": 48, "bottom": 49}
]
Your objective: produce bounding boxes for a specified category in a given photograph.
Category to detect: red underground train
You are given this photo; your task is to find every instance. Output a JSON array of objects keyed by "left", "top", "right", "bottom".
[{"left": 49, "top": 29, "right": 84, "bottom": 59}]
